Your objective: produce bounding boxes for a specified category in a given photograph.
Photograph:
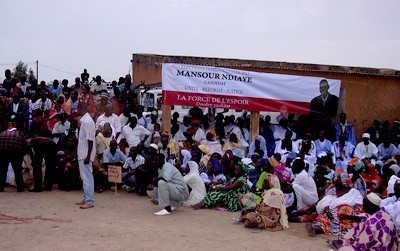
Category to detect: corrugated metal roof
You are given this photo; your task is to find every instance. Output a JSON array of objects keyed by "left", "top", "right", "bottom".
[{"left": 132, "top": 53, "right": 400, "bottom": 78}]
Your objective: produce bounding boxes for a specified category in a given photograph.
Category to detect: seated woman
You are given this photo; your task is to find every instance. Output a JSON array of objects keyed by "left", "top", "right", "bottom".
[
  {"left": 240, "top": 173, "right": 289, "bottom": 231},
  {"left": 272, "top": 161, "right": 295, "bottom": 209},
  {"left": 248, "top": 135, "right": 267, "bottom": 158},
  {"left": 95, "top": 122, "right": 116, "bottom": 165},
  {"left": 180, "top": 149, "right": 192, "bottom": 174},
  {"left": 329, "top": 192, "right": 398, "bottom": 251},
  {"left": 361, "top": 163, "right": 382, "bottom": 193},
  {"left": 239, "top": 172, "right": 281, "bottom": 210},
  {"left": 306, "top": 170, "right": 363, "bottom": 237},
  {"left": 194, "top": 164, "right": 248, "bottom": 212},
  {"left": 94, "top": 122, "right": 115, "bottom": 191},
  {"left": 183, "top": 161, "right": 207, "bottom": 206},
  {"left": 197, "top": 145, "right": 210, "bottom": 174},
  {"left": 200, "top": 130, "right": 223, "bottom": 156},
  {"left": 222, "top": 131, "right": 246, "bottom": 158},
  {"left": 200, "top": 157, "right": 226, "bottom": 191}
]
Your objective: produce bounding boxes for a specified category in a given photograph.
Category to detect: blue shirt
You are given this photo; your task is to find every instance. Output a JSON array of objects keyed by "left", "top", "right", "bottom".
[
  {"left": 49, "top": 85, "right": 63, "bottom": 96},
  {"left": 102, "top": 149, "right": 127, "bottom": 164}
]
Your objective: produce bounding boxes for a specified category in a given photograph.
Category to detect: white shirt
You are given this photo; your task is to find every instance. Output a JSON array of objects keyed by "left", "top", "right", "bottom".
[
  {"left": 193, "top": 127, "right": 206, "bottom": 142},
  {"left": 52, "top": 120, "right": 70, "bottom": 143},
  {"left": 17, "top": 82, "right": 30, "bottom": 94},
  {"left": 354, "top": 141, "right": 378, "bottom": 159},
  {"left": 11, "top": 103, "right": 19, "bottom": 119},
  {"left": 121, "top": 124, "right": 150, "bottom": 148},
  {"left": 119, "top": 113, "right": 134, "bottom": 128},
  {"left": 293, "top": 170, "right": 318, "bottom": 198},
  {"left": 272, "top": 125, "right": 296, "bottom": 140},
  {"left": 91, "top": 83, "right": 107, "bottom": 92},
  {"left": 78, "top": 113, "right": 96, "bottom": 161},
  {"left": 96, "top": 113, "right": 122, "bottom": 134},
  {"left": 33, "top": 98, "right": 53, "bottom": 111},
  {"left": 137, "top": 115, "right": 148, "bottom": 128},
  {"left": 123, "top": 155, "right": 145, "bottom": 171}
]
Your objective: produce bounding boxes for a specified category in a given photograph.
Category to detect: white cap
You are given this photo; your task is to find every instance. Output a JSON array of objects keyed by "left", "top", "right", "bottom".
[
  {"left": 362, "top": 133, "right": 370, "bottom": 139},
  {"left": 149, "top": 143, "right": 158, "bottom": 150},
  {"left": 366, "top": 193, "right": 381, "bottom": 206}
]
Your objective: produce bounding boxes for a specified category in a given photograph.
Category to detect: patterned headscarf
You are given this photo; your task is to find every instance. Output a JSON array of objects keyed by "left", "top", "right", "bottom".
[
  {"left": 334, "top": 169, "right": 352, "bottom": 188},
  {"left": 273, "top": 163, "right": 291, "bottom": 183},
  {"left": 206, "top": 130, "right": 216, "bottom": 140}
]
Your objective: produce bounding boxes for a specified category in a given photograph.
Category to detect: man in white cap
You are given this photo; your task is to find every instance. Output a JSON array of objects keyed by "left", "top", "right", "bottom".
[
  {"left": 147, "top": 154, "right": 189, "bottom": 216},
  {"left": 354, "top": 133, "right": 378, "bottom": 160}
]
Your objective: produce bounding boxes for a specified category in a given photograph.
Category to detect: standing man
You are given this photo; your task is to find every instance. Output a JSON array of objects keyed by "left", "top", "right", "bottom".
[
  {"left": 76, "top": 103, "right": 96, "bottom": 209},
  {"left": 16, "top": 75, "right": 30, "bottom": 97},
  {"left": 333, "top": 113, "right": 357, "bottom": 146},
  {"left": 0, "top": 122, "right": 26, "bottom": 192},
  {"left": 81, "top": 69, "right": 90, "bottom": 84},
  {"left": 2, "top": 69, "right": 19, "bottom": 95},
  {"left": 90, "top": 75, "right": 107, "bottom": 100}
]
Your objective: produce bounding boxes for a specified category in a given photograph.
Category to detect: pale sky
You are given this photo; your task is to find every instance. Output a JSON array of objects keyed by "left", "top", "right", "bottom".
[{"left": 1, "top": 0, "right": 399, "bottom": 83}]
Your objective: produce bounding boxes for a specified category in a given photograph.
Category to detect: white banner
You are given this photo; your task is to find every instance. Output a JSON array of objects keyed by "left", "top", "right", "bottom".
[{"left": 162, "top": 63, "right": 341, "bottom": 114}]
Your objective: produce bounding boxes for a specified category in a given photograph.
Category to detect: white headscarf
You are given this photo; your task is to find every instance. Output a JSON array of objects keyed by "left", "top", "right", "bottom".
[
  {"left": 181, "top": 149, "right": 192, "bottom": 169},
  {"left": 262, "top": 188, "right": 289, "bottom": 229},
  {"left": 98, "top": 121, "right": 116, "bottom": 138},
  {"left": 187, "top": 161, "right": 200, "bottom": 175}
]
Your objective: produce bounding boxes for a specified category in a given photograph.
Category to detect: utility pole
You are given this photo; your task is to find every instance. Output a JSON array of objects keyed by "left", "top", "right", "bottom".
[{"left": 36, "top": 60, "right": 39, "bottom": 83}]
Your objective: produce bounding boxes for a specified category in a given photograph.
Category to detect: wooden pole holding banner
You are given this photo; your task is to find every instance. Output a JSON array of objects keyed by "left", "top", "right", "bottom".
[
  {"left": 162, "top": 104, "right": 171, "bottom": 135},
  {"left": 250, "top": 111, "right": 260, "bottom": 143}
]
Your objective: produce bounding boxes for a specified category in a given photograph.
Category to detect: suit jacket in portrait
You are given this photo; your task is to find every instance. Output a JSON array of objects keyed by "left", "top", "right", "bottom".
[{"left": 310, "top": 93, "right": 339, "bottom": 117}]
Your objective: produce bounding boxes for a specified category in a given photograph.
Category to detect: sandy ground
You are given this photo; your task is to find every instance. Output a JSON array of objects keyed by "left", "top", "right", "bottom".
[{"left": 0, "top": 187, "right": 333, "bottom": 251}]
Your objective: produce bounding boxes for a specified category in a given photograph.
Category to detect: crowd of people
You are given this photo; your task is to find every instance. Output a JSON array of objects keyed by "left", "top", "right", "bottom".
[{"left": 1, "top": 68, "right": 400, "bottom": 250}]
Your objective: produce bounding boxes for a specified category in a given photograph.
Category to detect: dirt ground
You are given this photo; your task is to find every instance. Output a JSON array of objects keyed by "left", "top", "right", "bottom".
[{"left": 0, "top": 187, "right": 333, "bottom": 251}]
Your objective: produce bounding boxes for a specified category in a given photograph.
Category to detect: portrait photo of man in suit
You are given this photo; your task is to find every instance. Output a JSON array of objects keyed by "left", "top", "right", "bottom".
[{"left": 310, "top": 79, "right": 339, "bottom": 117}]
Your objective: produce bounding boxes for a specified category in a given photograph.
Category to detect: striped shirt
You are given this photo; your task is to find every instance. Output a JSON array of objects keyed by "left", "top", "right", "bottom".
[
  {"left": 123, "top": 155, "right": 145, "bottom": 171},
  {"left": 78, "top": 113, "right": 96, "bottom": 161}
]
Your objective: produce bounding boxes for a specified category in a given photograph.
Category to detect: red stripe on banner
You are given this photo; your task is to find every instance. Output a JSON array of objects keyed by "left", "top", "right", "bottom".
[{"left": 162, "top": 90, "right": 310, "bottom": 114}]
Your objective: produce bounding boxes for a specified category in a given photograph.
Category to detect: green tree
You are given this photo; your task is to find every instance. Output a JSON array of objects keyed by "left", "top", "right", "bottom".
[
  {"left": 28, "top": 68, "right": 37, "bottom": 84},
  {"left": 12, "top": 61, "right": 28, "bottom": 81}
]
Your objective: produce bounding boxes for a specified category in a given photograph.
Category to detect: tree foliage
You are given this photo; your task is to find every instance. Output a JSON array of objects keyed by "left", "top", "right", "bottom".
[
  {"left": 12, "top": 61, "right": 28, "bottom": 80},
  {"left": 28, "top": 68, "right": 37, "bottom": 84},
  {"left": 12, "top": 61, "right": 36, "bottom": 83}
]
